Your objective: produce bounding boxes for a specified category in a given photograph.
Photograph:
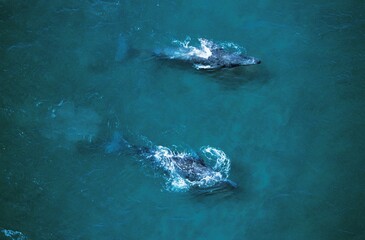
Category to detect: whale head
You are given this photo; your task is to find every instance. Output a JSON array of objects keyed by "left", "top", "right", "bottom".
[{"left": 221, "top": 53, "right": 261, "bottom": 67}]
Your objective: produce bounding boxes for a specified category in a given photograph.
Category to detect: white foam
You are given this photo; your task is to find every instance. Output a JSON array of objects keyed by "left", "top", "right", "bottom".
[
  {"left": 1, "top": 229, "right": 27, "bottom": 240},
  {"left": 201, "top": 146, "right": 231, "bottom": 178},
  {"left": 194, "top": 64, "right": 212, "bottom": 70},
  {"left": 196, "top": 38, "right": 213, "bottom": 58},
  {"left": 172, "top": 38, "right": 213, "bottom": 59},
  {"left": 170, "top": 177, "right": 189, "bottom": 190}
]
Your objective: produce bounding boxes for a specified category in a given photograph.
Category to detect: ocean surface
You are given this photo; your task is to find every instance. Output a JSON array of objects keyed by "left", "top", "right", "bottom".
[{"left": 1, "top": 0, "right": 365, "bottom": 239}]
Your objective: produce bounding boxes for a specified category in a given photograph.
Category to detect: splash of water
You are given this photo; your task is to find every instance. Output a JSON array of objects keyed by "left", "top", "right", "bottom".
[
  {"left": 172, "top": 38, "right": 212, "bottom": 59},
  {"left": 172, "top": 37, "right": 246, "bottom": 59},
  {"left": 201, "top": 146, "right": 231, "bottom": 178}
]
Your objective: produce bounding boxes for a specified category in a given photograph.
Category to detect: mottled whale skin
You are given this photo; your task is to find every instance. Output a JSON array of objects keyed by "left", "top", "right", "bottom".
[{"left": 154, "top": 38, "right": 261, "bottom": 70}]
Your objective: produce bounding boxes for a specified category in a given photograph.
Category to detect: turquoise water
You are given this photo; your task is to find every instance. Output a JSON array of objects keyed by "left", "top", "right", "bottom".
[{"left": 1, "top": 0, "right": 365, "bottom": 239}]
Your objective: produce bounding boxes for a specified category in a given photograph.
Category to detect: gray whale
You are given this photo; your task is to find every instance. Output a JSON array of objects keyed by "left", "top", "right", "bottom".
[
  {"left": 105, "top": 132, "right": 237, "bottom": 192},
  {"left": 154, "top": 38, "right": 261, "bottom": 70}
]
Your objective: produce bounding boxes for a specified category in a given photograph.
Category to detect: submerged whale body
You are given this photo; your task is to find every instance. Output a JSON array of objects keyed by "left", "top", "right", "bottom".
[
  {"left": 154, "top": 38, "right": 261, "bottom": 70},
  {"left": 105, "top": 133, "right": 237, "bottom": 192}
]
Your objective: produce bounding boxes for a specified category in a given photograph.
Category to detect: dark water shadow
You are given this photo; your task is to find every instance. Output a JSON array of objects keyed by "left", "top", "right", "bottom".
[
  {"left": 202, "top": 65, "right": 271, "bottom": 90},
  {"left": 184, "top": 161, "right": 252, "bottom": 202},
  {"left": 189, "top": 184, "right": 238, "bottom": 199}
]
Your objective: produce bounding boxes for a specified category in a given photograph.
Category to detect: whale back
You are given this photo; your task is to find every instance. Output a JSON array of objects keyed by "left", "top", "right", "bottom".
[{"left": 170, "top": 156, "right": 213, "bottom": 181}]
